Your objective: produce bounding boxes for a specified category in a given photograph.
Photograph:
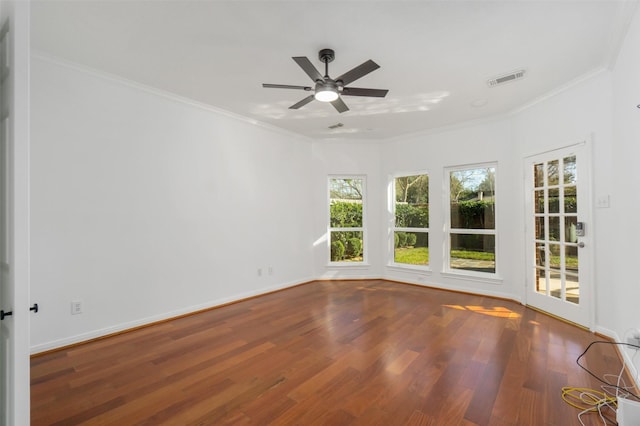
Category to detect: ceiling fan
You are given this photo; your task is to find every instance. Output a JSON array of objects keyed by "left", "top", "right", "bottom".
[{"left": 262, "top": 49, "right": 388, "bottom": 113}]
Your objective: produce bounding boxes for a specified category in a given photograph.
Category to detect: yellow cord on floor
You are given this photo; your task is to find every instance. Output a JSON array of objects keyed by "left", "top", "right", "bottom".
[{"left": 562, "top": 386, "right": 617, "bottom": 411}]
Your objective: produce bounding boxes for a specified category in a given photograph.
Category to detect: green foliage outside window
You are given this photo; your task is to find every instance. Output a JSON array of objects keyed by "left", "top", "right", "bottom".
[
  {"left": 395, "top": 204, "right": 428, "bottom": 228},
  {"left": 330, "top": 201, "right": 362, "bottom": 228},
  {"left": 330, "top": 199, "right": 364, "bottom": 262}
]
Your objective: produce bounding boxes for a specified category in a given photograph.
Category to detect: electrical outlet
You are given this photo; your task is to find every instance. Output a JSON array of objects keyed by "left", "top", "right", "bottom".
[
  {"left": 268, "top": 266, "right": 273, "bottom": 275},
  {"left": 257, "top": 268, "right": 262, "bottom": 277},
  {"left": 71, "top": 301, "right": 82, "bottom": 315}
]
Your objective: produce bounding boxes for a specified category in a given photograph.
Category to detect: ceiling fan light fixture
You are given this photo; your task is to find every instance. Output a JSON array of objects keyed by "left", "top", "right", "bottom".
[{"left": 314, "top": 84, "right": 339, "bottom": 102}]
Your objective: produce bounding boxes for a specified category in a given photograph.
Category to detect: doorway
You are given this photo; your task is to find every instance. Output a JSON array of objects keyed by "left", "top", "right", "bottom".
[{"left": 524, "top": 143, "right": 592, "bottom": 328}]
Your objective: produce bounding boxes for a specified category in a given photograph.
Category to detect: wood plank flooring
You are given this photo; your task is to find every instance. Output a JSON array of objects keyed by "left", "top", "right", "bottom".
[{"left": 31, "top": 280, "right": 627, "bottom": 425}]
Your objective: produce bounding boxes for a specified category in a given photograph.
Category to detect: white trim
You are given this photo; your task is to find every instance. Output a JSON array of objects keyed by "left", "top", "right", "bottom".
[
  {"left": 30, "top": 276, "right": 315, "bottom": 354},
  {"left": 440, "top": 271, "right": 504, "bottom": 285},
  {"left": 382, "top": 274, "right": 516, "bottom": 301},
  {"left": 387, "top": 264, "right": 431, "bottom": 273},
  {"left": 387, "top": 112, "right": 510, "bottom": 144},
  {"left": 510, "top": 68, "right": 609, "bottom": 117},
  {"left": 325, "top": 263, "right": 371, "bottom": 269},
  {"left": 593, "top": 326, "right": 640, "bottom": 392},
  {"left": 387, "top": 66, "right": 613, "bottom": 145},
  {"left": 31, "top": 50, "right": 311, "bottom": 143},
  {"left": 523, "top": 140, "right": 587, "bottom": 161}
]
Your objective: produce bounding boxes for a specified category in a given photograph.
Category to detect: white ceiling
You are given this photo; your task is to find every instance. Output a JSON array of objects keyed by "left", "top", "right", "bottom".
[{"left": 31, "top": 1, "right": 635, "bottom": 140}]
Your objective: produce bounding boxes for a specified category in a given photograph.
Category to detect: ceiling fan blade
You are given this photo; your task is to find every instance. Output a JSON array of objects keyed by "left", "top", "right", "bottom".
[
  {"left": 289, "top": 95, "right": 316, "bottom": 110},
  {"left": 335, "top": 60, "right": 380, "bottom": 86},
  {"left": 331, "top": 97, "right": 349, "bottom": 113},
  {"left": 263, "top": 83, "right": 312, "bottom": 91},
  {"left": 341, "top": 87, "right": 389, "bottom": 97},
  {"left": 292, "top": 57, "right": 324, "bottom": 82}
]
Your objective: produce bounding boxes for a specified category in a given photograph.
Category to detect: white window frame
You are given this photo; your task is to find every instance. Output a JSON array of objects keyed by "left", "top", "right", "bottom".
[
  {"left": 444, "top": 162, "right": 499, "bottom": 278},
  {"left": 328, "top": 175, "right": 367, "bottom": 265},
  {"left": 389, "top": 172, "right": 430, "bottom": 270}
]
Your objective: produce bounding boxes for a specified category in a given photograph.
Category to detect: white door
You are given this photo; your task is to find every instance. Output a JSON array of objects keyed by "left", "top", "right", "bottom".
[
  {"left": 0, "top": 2, "right": 31, "bottom": 425},
  {"left": 524, "top": 143, "right": 592, "bottom": 328}
]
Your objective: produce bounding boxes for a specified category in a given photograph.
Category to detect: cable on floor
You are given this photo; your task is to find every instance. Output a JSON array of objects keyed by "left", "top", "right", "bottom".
[{"left": 563, "top": 340, "right": 640, "bottom": 425}]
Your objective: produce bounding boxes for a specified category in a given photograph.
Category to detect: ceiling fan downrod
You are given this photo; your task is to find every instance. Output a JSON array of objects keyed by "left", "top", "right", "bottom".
[{"left": 318, "top": 48, "right": 335, "bottom": 79}]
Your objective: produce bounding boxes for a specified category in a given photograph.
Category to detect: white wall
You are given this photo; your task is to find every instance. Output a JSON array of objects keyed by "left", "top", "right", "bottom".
[
  {"left": 379, "top": 119, "right": 520, "bottom": 300},
  {"left": 611, "top": 6, "right": 640, "bottom": 347},
  {"left": 512, "top": 71, "right": 615, "bottom": 331},
  {"left": 311, "top": 140, "right": 384, "bottom": 279},
  {"left": 30, "top": 56, "right": 315, "bottom": 352}
]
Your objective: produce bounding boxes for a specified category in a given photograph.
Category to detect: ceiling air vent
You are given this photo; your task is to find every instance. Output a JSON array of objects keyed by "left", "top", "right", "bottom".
[{"left": 487, "top": 70, "right": 526, "bottom": 87}]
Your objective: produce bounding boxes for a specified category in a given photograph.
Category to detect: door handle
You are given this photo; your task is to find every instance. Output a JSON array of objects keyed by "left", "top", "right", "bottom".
[
  {"left": 578, "top": 242, "right": 585, "bottom": 248},
  {"left": 0, "top": 303, "right": 38, "bottom": 320}
]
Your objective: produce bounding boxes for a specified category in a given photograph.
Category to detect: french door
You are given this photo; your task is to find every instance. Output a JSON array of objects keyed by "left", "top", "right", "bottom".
[{"left": 524, "top": 143, "right": 592, "bottom": 328}]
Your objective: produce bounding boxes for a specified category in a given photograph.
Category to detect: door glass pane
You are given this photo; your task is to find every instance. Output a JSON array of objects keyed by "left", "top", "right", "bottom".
[
  {"left": 564, "top": 156, "right": 577, "bottom": 184},
  {"left": 565, "top": 186, "right": 577, "bottom": 213},
  {"left": 548, "top": 160, "right": 559, "bottom": 185},
  {"left": 534, "top": 190, "right": 544, "bottom": 213},
  {"left": 548, "top": 188, "right": 560, "bottom": 213},
  {"left": 566, "top": 246, "right": 579, "bottom": 304},
  {"left": 550, "top": 270, "right": 562, "bottom": 299},
  {"left": 566, "top": 273, "right": 579, "bottom": 304},
  {"left": 535, "top": 217, "right": 545, "bottom": 240},
  {"left": 450, "top": 234, "right": 495, "bottom": 273},
  {"left": 548, "top": 217, "right": 560, "bottom": 242},
  {"left": 535, "top": 268, "right": 547, "bottom": 293},
  {"left": 394, "top": 231, "right": 429, "bottom": 265},
  {"left": 566, "top": 245, "right": 579, "bottom": 273},
  {"left": 534, "top": 163, "right": 544, "bottom": 188},
  {"left": 564, "top": 217, "right": 578, "bottom": 243},
  {"left": 535, "top": 244, "right": 546, "bottom": 267},
  {"left": 549, "top": 243, "right": 561, "bottom": 269}
]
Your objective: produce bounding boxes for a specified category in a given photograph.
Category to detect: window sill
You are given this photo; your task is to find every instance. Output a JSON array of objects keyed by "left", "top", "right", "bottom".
[
  {"left": 387, "top": 264, "right": 432, "bottom": 274},
  {"left": 440, "top": 270, "right": 503, "bottom": 285},
  {"left": 326, "top": 263, "right": 371, "bottom": 269}
]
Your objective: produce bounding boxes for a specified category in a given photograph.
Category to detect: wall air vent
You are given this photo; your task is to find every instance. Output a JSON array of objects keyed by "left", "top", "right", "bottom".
[
  {"left": 487, "top": 69, "right": 526, "bottom": 87},
  {"left": 328, "top": 122, "right": 344, "bottom": 129}
]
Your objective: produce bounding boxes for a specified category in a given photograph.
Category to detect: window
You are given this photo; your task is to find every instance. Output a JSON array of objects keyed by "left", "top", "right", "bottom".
[
  {"left": 392, "top": 174, "right": 429, "bottom": 267},
  {"left": 447, "top": 165, "right": 497, "bottom": 274},
  {"left": 329, "top": 177, "right": 365, "bottom": 263}
]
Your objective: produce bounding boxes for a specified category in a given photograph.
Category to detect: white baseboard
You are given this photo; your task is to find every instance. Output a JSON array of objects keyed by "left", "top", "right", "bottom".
[{"left": 30, "top": 276, "right": 315, "bottom": 354}]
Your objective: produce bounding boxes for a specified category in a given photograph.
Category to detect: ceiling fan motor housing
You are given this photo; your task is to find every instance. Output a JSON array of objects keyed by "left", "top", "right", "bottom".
[{"left": 318, "top": 48, "right": 335, "bottom": 64}]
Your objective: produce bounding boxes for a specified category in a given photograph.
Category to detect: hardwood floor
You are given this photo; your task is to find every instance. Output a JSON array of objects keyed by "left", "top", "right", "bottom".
[{"left": 31, "top": 280, "right": 627, "bottom": 425}]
